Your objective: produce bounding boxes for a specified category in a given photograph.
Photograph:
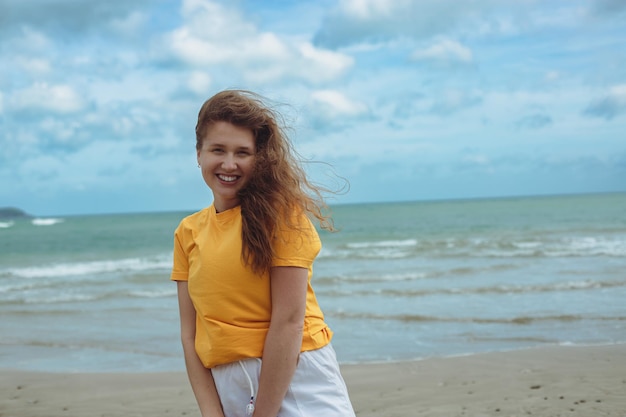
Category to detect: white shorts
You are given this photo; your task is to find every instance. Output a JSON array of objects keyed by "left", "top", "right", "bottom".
[{"left": 212, "top": 344, "right": 356, "bottom": 417}]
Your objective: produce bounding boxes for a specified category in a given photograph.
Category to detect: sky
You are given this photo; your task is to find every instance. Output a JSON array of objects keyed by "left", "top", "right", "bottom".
[{"left": 1, "top": 0, "right": 625, "bottom": 216}]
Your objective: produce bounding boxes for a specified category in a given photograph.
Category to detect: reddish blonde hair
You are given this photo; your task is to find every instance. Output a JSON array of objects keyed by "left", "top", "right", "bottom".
[{"left": 196, "top": 90, "right": 334, "bottom": 273}]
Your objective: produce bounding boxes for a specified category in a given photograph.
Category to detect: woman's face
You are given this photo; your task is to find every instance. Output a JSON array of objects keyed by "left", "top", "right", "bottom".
[{"left": 197, "top": 121, "right": 256, "bottom": 212}]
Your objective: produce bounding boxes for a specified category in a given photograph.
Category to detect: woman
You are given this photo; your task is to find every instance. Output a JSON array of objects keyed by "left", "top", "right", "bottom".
[{"left": 171, "top": 90, "right": 356, "bottom": 417}]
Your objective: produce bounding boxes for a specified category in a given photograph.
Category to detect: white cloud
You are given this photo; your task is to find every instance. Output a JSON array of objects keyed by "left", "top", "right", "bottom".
[
  {"left": 463, "top": 154, "right": 490, "bottom": 165},
  {"left": 516, "top": 113, "right": 553, "bottom": 130},
  {"left": 311, "top": 90, "right": 367, "bottom": 116},
  {"left": 0, "top": 0, "right": 153, "bottom": 34},
  {"left": 12, "top": 26, "right": 52, "bottom": 52},
  {"left": 584, "top": 84, "right": 626, "bottom": 120},
  {"left": 314, "top": 0, "right": 619, "bottom": 49},
  {"left": 16, "top": 56, "right": 51, "bottom": 75},
  {"left": 430, "top": 89, "right": 482, "bottom": 115},
  {"left": 180, "top": 0, "right": 248, "bottom": 36},
  {"left": 544, "top": 71, "right": 561, "bottom": 82},
  {"left": 187, "top": 71, "right": 212, "bottom": 95},
  {"left": 611, "top": 84, "right": 626, "bottom": 98},
  {"left": 161, "top": 0, "right": 352, "bottom": 84},
  {"left": 411, "top": 39, "right": 473, "bottom": 64},
  {"left": 340, "top": 0, "right": 406, "bottom": 19},
  {"left": 296, "top": 43, "right": 354, "bottom": 83},
  {"left": 12, "top": 83, "right": 85, "bottom": 114},
  {"left": 109, "top": 11, "right": 147, "bottom": 37},
  {"left": 314, "top": 0, "right": 493, "bottom": 48},
  {"left": 304, "top": 89, "right": 370, "bottom": 133}
]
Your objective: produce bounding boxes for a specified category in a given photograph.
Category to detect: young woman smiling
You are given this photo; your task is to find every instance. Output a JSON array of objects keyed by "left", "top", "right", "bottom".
[{"left": 171, "top": 90, "right": 355, "bottom": 417}]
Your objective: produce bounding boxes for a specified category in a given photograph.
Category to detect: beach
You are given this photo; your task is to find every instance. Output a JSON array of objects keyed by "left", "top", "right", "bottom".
[
  {"left": 2, "top": 194, "right": 625, "bottom": 416},
  {"left": 2, "top": 343, "right": 625, "bottom": 417}
]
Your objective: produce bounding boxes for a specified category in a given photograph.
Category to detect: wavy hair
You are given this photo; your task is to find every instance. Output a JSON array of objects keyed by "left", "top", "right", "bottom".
[{"left": 196, "top": 90, "right": 336, "bottom": 274}]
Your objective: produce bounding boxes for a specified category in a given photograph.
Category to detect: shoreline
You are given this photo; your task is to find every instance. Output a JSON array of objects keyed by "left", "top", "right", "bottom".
[
  {"left": 336, "top": 340, "right": 626, "bottom": 366},
  {"left": 1, "top": 344, "right": 625, "bottom": 417}
]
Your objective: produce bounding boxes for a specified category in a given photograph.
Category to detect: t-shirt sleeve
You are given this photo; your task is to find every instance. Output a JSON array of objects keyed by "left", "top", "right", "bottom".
[
  {"left": 171, "top": 221, "right": 192, "bottom": 282},
  {"left": 271, "top": 213, "right": 321, "bottom": 268}
]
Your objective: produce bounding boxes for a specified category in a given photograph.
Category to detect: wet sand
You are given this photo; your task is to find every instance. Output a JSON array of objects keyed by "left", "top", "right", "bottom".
[{"left": 1, "top": 344, "right": 625, "bottom": 417}]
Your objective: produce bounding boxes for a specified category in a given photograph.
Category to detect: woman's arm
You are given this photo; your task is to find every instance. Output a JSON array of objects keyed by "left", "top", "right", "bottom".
[
  {"left": 177, "top": 281, "right": 225, "bottom": 417},
  {"left": 252, "top": 266, "right": 308, "bottom": 417}
]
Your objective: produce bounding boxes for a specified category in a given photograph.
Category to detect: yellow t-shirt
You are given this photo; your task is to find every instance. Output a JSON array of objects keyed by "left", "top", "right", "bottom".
[{"left": 171, "top": 204, "right": 332, "bottom": 368}]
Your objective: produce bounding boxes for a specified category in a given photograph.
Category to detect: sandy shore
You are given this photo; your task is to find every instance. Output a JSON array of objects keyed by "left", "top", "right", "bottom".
[{"left": 1, "top": 344, "right": 624, "bottom": 417}]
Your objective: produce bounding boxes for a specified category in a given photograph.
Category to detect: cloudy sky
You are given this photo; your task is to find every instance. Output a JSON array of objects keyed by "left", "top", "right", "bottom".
[{"left": 1, "top": 0, "right": 625, "bottom": 216}]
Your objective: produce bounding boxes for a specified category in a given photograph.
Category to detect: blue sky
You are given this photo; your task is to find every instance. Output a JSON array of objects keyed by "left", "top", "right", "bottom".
[{"left": 1, "top": 0, "right": 625, "bottom": 216}]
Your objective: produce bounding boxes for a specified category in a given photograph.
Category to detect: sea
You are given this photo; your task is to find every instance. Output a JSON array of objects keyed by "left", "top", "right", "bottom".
[{"left": 0, "top": 193, "right": 624, "bottom": 373}]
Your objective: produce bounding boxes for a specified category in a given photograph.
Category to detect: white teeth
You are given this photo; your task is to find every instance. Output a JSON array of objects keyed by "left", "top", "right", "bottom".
[{"left": 218, "top": 174, "right": 237, "bottom": 182}]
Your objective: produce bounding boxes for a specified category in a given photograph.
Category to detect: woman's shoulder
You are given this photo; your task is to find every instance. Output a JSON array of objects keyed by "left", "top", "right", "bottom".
[
  {"left": 275, "top": 206, "right": 320, "bottom": 241},
  {"left": 277, "top": 205, "right": 313, "bottom": 227},
  {"left": 177, "top": 206, "right": 214, "bottom": 230}
]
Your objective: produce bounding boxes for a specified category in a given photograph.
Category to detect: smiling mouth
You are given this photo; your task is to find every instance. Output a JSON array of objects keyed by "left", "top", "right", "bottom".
[{"left": 217, "top": 174, "right": 239, "bottom": 182}]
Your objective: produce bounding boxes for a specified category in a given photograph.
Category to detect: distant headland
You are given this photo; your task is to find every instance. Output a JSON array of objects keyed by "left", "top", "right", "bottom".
[{"left": 0, "top": 207, "right": 32, "bottom": 219}]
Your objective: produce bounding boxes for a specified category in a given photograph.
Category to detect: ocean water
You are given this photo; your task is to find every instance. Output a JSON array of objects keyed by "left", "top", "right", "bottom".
[{"left": 0, "top": 193, "right": 625, "bottom": 372}]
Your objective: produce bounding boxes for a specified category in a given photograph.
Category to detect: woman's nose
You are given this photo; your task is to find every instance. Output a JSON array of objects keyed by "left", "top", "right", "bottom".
[{"left": 221, "top": 154, "right": 236, "bottom": 170}]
